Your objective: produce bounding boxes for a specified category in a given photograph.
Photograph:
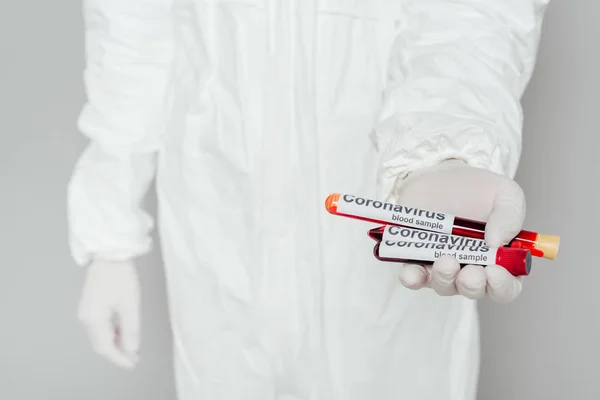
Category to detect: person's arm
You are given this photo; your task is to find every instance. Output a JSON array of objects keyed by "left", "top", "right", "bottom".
[
  {"left": 373, "top": 0, "right": 552, "bottom": 302},
  {"left": 68, "top": 0, "right": 174, "bottom": 266},
  {"left": 372, "top": 0, "right": 551, "bottom": 200}
]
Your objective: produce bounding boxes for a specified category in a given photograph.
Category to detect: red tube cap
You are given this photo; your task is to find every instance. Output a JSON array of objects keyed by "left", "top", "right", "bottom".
[{"left": 495, "top": 247, "right": 532, "bottom": 276}]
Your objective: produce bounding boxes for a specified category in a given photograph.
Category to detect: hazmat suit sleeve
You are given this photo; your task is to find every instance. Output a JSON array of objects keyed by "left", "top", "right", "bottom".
[
  {"left": 67, "top": 0, "right": 174, "bottom": 266},
  {"left": 372, "top": 0, "right": 551, "bottom": 200}
]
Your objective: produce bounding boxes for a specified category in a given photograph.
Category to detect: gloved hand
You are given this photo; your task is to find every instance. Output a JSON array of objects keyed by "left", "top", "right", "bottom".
[
  {"left": 391, "top": 159, "right": 526, "bottom": 303},
  {"left": 77, "top": 259, "right": 141, "bottom": 369}
]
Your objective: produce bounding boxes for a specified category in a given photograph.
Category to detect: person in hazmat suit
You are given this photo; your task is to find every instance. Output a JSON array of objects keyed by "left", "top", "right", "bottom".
[{"left": 68, "top": 0, "right": 551, "bottom": 399}]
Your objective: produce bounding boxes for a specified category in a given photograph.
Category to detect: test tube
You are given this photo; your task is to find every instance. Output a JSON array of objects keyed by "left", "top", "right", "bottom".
[
  {"left": 325, "top": 193, "right": 560, "bottom": 260},
  {"left": 373, "top": 239, "right": 532, "bottom": 276}
]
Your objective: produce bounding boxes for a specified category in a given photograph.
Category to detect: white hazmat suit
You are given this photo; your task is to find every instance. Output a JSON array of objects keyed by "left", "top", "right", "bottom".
[{"left": 68, "top": 0, "right": 550, "bottom": 399}]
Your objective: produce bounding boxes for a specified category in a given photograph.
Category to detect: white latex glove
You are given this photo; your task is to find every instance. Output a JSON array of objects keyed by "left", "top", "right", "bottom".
[
  {"left": 77, "top": 259, "right": 141, "bottom": 369},
  {"left": 391, "top": 160, "right": 526, "bottom": 303}
]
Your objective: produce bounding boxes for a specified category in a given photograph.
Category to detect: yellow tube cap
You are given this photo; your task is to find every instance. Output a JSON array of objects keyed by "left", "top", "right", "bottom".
[{"left": 537, "top": 234, "right": 560, "bottom": 260}]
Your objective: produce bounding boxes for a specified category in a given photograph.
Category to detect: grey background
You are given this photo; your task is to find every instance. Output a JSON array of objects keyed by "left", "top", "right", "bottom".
[{"left": 0, "top": 1, "right": 596, "bottom": 399}]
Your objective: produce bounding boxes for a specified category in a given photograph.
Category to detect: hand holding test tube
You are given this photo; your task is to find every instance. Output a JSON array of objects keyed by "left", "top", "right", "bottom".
[{"left": 325, "top": 160, "right": 559, "bottom": 303}]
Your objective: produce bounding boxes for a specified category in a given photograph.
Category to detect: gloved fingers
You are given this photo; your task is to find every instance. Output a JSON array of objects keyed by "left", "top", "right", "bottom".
[
  {"left": 455, "top": 265, "right": 487, "bottom": 299},
  {"left": 485, "top": 265, "right": 523, "bottom": 304},
  {"left": 485, "top": 180, "right": 526, "bottom": 248},
  {"left": 398, "top": 263, "right": 430, "bottom": 290},
  {"left": 117, "top": 298, "right": 141, "bottom": 359},
  {"left": 95, "top": 332, "right": 138, "bottom": 370},
  {"left": 79, "top": 308, "right": 137, "bottom": 369},
  {"left": 429, "top": 256, "right": 460, "bottom": 296}
]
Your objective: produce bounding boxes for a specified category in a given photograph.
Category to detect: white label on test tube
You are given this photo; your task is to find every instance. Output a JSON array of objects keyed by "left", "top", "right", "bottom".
[
  {"left": 335, "top": 194, "right": 455, "bottom": 234},
  {"left": 379, "top": 239, "right": 498, "bottom": 265},
  {"left": 382, "top": 225, "right": 486, "bottom": 247}
]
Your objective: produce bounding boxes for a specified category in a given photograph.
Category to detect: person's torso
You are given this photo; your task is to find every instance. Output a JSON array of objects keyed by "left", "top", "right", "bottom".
[{"left": 154, "top": 5, "right": 479, "bottom": 399}]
